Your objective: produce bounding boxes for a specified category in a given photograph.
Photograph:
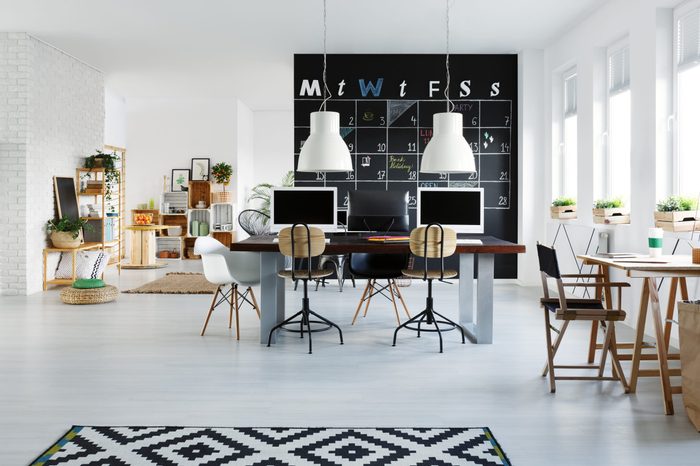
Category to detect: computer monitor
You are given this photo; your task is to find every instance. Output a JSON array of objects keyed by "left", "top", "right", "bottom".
[
  {"left": 417, "top": 188, "right": 484, "bottom": 233},
  {"left": 270, "top": 187, "right": 337, "bottom": 232},
  {"left": 347, "top": 190, "right": 410, "bottom": 232}
]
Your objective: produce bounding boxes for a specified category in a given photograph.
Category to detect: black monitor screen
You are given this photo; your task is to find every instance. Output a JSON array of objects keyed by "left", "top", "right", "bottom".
[
  {"left": 420, "top": 190, "right": 482, "bottom": 225},
  {"left": 272, "top": 189, "right": 335, "bottom": 225}
]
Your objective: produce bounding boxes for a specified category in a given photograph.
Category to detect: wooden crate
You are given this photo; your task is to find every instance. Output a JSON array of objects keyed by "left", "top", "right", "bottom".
[
  {"left": 655, "top": 220, "right": 700, "bottom": 232},
  {"left": 188, "top": 181, "right": 212, "bottom": 209},
  {"left": 183, "top": 237, "right": 200, "bottom": 260},
  {"left": 160, "top": 214, "right": 187, "bottom": 236},
  {"left": 212, "top": 231, "right": 236, "bottom": 248},
  {"left": 550, "top": 205, "right": 577, "bottom": 219},
  {"left": 594, "top": 214, "right": 630, "bottom": 224},
  {"left": 592, "top": 207, "right": 628, "bottom": 217},
  {"left": 654, "top": 211, "right": 699, "bottom": 222}
]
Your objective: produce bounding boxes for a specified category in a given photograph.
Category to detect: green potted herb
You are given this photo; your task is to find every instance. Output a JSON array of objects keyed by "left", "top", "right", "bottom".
[
  {"left": 211, "top": 162, "right": 233, "bottom": 203},
  {"left": 46, "top": 218, "right": 92, "bottom": 248},
  {"left": 655, "top": 195, "right": 699, "bottom": 231},
  {"left": 550, "top": 197, "right": 577, "bottom": 219},
  {"left": 593, "top": 198, "right": 629, "bottom": 224},
  {"left": 84, "top": 150, "right": 120, "bottom": 213}
]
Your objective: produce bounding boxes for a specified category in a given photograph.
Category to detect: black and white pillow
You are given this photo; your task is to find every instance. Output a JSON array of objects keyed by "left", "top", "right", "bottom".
[{"left": 55, "top": 251, "right": 111, "bottom": 279}]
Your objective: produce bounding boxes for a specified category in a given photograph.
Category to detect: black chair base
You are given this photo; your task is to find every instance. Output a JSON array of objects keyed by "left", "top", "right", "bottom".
[
  {"left": 267, "top": 280, "right": 343, "bottom": 354},
  {"left": 392, "top": 280, "right": 465, "bottom": 353}
]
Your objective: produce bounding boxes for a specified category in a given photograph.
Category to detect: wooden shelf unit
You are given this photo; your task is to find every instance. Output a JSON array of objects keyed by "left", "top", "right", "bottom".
[
  {"left": 188, "top": 181, "right": 212, "bottom": 209},
  {"left": 42, "top": 242, "right": 105, "bottom": 290}
]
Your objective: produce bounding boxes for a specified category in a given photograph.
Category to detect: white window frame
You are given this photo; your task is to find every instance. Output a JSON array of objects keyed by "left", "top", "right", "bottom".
[
  {"left": 560, "top": 67, "right": 577, "bottom": 199},
  {"left": 672, "top": 0, "right": 700, "bottom": 195},
  {"left": 605, "top": 38, "right": 631, "bottom": 200}
]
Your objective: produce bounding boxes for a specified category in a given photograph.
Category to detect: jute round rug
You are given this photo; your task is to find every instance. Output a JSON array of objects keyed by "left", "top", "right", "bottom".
[{"left": 123, "top": 272, "right": 217, "bottom": 294}]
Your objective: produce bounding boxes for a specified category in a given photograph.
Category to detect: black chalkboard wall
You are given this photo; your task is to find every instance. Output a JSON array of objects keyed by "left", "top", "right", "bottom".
[{"left": 294, "top": 54, "right": 518, "bottom": 278}]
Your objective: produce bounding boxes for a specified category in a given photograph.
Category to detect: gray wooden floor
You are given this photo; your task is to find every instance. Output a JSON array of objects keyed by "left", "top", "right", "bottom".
[{"left": 1, "top": 261, "right": 699, "bottom": 465}]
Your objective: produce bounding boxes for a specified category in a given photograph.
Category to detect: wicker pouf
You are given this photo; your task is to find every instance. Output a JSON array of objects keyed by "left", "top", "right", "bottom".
[{"left": 60, "top": 285, "right": 119, "bottom": 305}]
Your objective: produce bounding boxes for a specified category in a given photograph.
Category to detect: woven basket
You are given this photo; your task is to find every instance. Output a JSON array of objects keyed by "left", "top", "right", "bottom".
[
  {"left": 211, "top": 191, "right": 232, "bottom": 204},
  {"left": 60, "top": 284, "right": 119, "bottom": 305}
]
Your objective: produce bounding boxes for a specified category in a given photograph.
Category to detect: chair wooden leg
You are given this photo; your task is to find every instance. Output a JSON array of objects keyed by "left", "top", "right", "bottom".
[
  {"left": 351, "top": 281, "right": 371, "bottom": 325},
  {"left": 363, "top": 279, "right": 374, "bottom": 317},
  {"left": 249, "top": 287, "right": 261, "bottom": 318},
  {"left": 201, "top": 285, "right": 221, "bottom": 336},
  {"left": 543, "top": 309, "right": 556, "bottom": 393},
  {"left": 542, "top": 320, "right": 569, "bottom": 377},
  {"left": 229, "top": 284, "right": 235, "bottom": 329},
  {"left": 608, "top": 323, "right": 630, "bottom": 392},
  {"left": 388, "top": 279, "right": 401, "bottom": 325},
  {"left": 234, "top": 285, "right": 241, "bottom": 340},
  {"left": 393, "top": 281, "right": 411, "bottom": 319}
]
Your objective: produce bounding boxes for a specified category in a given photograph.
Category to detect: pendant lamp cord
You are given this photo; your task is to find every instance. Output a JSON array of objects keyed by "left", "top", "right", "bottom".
[
  {"left": 444, "top": 0, "right": 454, "bottom": 113},
  {"left": 320, "top": 0, "right": 331, "bottom": 111}
]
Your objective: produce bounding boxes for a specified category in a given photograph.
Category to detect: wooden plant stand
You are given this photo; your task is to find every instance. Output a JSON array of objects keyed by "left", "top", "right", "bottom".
[
  {"left": 654, "top": 211, "right": 700, "bottom": 232},
  {"left": 550, "top": 205, "right": 577, "bottom": 219},
  {"left": 593, "top": 207, "right": 630, "bottom": 224}
]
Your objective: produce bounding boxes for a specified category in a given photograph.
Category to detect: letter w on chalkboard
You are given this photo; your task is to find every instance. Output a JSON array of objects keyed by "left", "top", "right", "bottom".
[{"left": 359, "top": 78, "right": 383, "bottom": 97}]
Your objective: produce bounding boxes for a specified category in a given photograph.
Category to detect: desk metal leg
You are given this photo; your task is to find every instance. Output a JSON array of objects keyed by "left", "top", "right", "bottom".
[
  {"left": 260, "top": 252, "right": 285, "bottom": 344},
  {"left": 460, "top": 253, "right": 494, "bottom": 344}
]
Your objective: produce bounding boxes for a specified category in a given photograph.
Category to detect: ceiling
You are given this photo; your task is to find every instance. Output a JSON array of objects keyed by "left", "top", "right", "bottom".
[{"left": 0, "top": 0, "right": 610, "bottom": 109}]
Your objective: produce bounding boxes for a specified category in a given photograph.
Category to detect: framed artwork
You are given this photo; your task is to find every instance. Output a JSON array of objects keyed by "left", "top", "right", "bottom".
[
  {"left": 191, "top": 158, "right": 211, "bottom": 181},
  {"left": 171, "top": 169, "right": 190, "bottom": 192}
]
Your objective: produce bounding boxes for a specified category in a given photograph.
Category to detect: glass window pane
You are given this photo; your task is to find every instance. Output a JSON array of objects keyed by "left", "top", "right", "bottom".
[
  {"left": 563, "top": 115, "right": 577, "bottom": 198},
  {"left": 678, "top": 65, "right": 700, "bottom": 197},
  {"left": 608, "top": 90, "right": 631, "bottom": 201}
]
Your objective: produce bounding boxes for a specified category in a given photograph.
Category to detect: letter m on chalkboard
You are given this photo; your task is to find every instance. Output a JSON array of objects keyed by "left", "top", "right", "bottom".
[
  {"left": 299, "top": 79, "right": 321, "bottom": 97},
  {"left": 359, "top": 78, "right": 383, "bottom": 97}
]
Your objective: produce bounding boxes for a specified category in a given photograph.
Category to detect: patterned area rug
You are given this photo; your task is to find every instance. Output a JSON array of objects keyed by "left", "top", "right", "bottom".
[
  {"left": 123, "top": 273, "right": 217, "bottom": 294},
  {"left": 31, "top": 426, "right": 511, "bottom": 466}
]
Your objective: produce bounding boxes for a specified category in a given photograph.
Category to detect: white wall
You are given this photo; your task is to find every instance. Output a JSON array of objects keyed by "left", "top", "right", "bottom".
[
  {"left": 105, "top": 89, "right": 127, "bottom": 148},
  {"left": 125, "top": 98, "right": 237, "bottom": 216},
  {"left": 235, "top": 100, "right": 254, "bottom": 223},
  {"left": 252, "top": 110, "right": 294, "bottom": 189},
  {"left": 0, "top": 33, "right": 104, "bottom": 295},
  {"left": 543, "top": 0, "right": 685, "bottom": 340}
]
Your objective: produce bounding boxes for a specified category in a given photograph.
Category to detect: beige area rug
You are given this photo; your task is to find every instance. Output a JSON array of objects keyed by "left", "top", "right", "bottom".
[{"left": 123, "top": 272, "right": 217, "bottom": 294}]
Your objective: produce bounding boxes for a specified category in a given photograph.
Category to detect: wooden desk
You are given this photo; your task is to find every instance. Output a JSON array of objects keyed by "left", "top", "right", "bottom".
[
  {"left": 578, "top": 254, "right": 700, "bottom": 414},
  {"left": 123, "top": 224, "right": 170, "bottom": 269},
  {"left": 231, "top": 235, "right": 525, "bottom": 345},
  {"left": 42, "top": 242, "right": 105, "bottom": 290}
]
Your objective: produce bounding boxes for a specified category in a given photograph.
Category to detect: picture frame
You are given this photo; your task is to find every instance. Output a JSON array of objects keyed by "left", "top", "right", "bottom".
[
  {"left": 171, "top": 169, "right": 190, "bottom": 192},
  {"left": 191, "top": 157, "right": 211, "bottom": 181}
]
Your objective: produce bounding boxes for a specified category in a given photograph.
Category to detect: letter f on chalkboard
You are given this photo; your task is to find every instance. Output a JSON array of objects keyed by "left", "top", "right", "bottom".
[{"left": 359, "top": 78, "right": 383, "bottom": 97}]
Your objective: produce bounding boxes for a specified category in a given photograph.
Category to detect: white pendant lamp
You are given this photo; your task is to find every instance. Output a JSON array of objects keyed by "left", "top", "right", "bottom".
[
  {"left": 420, "top": 0, "right": 476, "bottom": 174},
  {"left": 297, "top": 0, "right": 353, "bottom": 173}
]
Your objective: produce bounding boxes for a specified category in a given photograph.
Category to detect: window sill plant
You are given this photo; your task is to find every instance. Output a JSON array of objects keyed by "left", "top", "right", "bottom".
[
  {"left": 592, "top": 198, "right": 629, "bottom": 224},
  {"left": 550, "top": 197, "right": 577, "bottom": 219},
  {"left": 654, "top": 196, "right": 699, "bottom": 232}
]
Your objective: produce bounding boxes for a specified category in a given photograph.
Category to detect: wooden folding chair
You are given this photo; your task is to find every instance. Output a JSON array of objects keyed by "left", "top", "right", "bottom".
[{"left": 537, "top": 243, "right": 630, "bottom": 393}]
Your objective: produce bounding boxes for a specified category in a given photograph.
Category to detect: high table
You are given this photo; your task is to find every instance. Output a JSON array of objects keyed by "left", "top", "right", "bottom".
[
  {"left": 123, "top": 224, "right": 170, "bottom": 269},
  {"left": 231, "top": 235, "right": 525, "bottom": 345},
  {"left": 578, "top": 254, "right": 700, "bottom": 415}
]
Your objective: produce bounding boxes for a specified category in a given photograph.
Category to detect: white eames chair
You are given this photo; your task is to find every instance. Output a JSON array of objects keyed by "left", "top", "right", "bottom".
[{"left": 195, "top": 237, "right": 261, "bottom": 339}]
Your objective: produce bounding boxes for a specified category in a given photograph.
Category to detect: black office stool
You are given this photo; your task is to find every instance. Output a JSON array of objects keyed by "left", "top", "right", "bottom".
[
  {"left": 393, "top": 224, "right": 466, "bottom": 353},
  {"left": 267, "top": 224, "right": 343, "bottom": 354}
]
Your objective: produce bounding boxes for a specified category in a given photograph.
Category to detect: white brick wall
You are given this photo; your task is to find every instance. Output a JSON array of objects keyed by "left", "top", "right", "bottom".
[{"left": 0, "top": 33, "right": 103, "bottom": 295}]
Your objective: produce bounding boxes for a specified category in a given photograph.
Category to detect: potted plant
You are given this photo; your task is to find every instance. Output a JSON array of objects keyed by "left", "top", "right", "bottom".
[
  {"left": 593, "top": 198, "right": 630, "bottom": 224},
  {"left": 84, "top": 150, "right": 120, "bottom": 213},
  {"left": 550, "top": 197, "right": 577, "bottom": 219},
  {"left": 211, "top": 162, "right": 233, "bottom": 203},
  {"left": 247, "top": 171, "right": 294, "bottom": 219},
  {"left": 655, "top": 195, "right": 699, "bottom": 232},
  {"left": 46, "top": 217, "right": 92, "bottom": 248}
]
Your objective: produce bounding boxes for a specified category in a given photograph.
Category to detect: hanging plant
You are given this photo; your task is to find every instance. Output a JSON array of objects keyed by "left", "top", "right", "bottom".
[
  {"left": 211, "top": 162, "right": 233, "bottom": 191},
  {"left": 84, "top": 150, "right": 120, "bottom": 213}
]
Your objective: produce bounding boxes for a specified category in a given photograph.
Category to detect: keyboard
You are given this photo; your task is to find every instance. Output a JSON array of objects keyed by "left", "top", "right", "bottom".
[{"left": 456, "top": 239, "right": 483, "bottom": 245}]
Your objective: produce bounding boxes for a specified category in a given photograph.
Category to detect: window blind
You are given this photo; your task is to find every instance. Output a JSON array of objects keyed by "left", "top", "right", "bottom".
[
  {"left": 564, "top": 73, "right": 577, "bottom": 117},
  {"left": 608, "top": 46, "right": 630, "bottom": 94},
  {"left": 678, "top": 7, "right": 700, "bottom": 68}
]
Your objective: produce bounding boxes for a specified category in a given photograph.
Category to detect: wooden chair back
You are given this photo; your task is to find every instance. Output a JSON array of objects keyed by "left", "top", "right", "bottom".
[
  {"left": 410, "top": 224, "right": 457, "bottom": 258},
  {"left": 278, "top": 225, "right": 326, "bottom": 259},
  {"left": 537, "top": 242, "right": 568, "bottom": 312}
]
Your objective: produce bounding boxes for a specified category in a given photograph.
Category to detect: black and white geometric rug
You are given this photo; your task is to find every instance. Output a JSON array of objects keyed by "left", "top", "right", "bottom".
[{"left": 31, "top": 426, "right": 512, "bottom": 466}]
